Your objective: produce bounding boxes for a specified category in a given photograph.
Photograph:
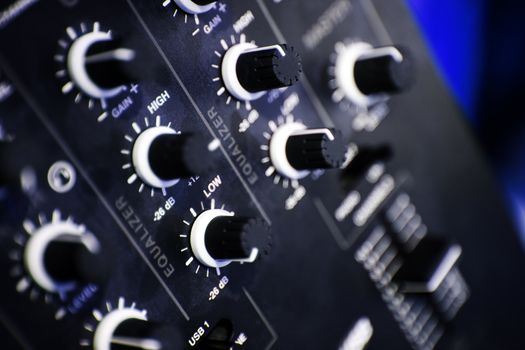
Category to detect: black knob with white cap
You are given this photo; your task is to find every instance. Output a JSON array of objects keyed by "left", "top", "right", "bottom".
[
  {"left": 190, "top": 209, "right": 270, "bottom": 268},
  {"left": 269, "top": 123, "right": 348, "bottom": 180},
  {"left": 222, "top": 43, "right": 302, "bottom": 101},
  {"left": 174, "top": 0, "right": 216, "bottom": 14},
  {"left": 23, "top": 217, "right": 104, "bottom": 295},
  {"left": 333, "top": 42, "right": 414, "bottom": 107},
  {"left": 285, "top": 129, "right": 347, "bottom": 170},
  {"left": 206, "top": 216, "right": 269, "bottom": 261},
  {"left": 132, "top": 127, "right": 220, "bottom": 189}
]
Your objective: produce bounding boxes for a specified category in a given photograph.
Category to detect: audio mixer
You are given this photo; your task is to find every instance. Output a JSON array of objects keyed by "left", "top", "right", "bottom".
[{"left": 0, "top": 0, "right": 524, "bottom": 349}]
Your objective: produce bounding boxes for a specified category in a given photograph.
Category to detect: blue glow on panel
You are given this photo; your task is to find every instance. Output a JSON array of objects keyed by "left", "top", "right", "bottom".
[
  {"left": 406, "top": 0, "right": 487, "bottom": 121},
  {"left": 407, "top": 1, "right": 525, "bottom": 247}
]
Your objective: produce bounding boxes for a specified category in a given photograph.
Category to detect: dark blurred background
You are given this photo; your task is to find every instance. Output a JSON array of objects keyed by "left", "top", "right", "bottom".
[{"left": 407, "top": 0, "right": 525, "bottom": 246}]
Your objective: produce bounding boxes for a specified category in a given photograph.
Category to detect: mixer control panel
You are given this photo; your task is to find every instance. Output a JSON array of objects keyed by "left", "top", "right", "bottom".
[{"left": 0, "top": 1, "right": 523, "bottom": 349}]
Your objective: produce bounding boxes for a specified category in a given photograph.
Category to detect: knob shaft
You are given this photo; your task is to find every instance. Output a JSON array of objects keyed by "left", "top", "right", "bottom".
[
  {"left": 236, "top": 44, "right": 302, "bottom": 93},
  {"left": 285, "top": 129, "right": 347, "bottom": 171},
  {"left": 354, "top": 46, "right": 414, "bottom": 95},
  {"left": 334, "top": 42, "right": 415, "bottom": 107},
  {"left": 132, "top": 127, "right": 220, "bottom": 189},
  {"left": 84, "top": 39, "right": 134, "bottom": 91},
  {"left": 193, "top": 0, "right": 216, "bottom": 4},
  {"left": 44, "top": 239, "right": 108, "bottom": 287},
  {"left": 149, "top": 133, "right": 219, "bottom": 180},
  {"left": 190, "top": 209, "right": 271, "bottom": 268},
  {"left": 269, "top": 124, "right": 348, "bottom": 180},
  {"left": 222, "top": 43, "right": 302, "bottom": 101},
  {"left": 206, "top": 216, "right": 269, "bottom": 261}
]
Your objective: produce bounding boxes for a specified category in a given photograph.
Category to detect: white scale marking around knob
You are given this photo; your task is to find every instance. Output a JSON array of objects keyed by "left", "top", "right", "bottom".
[{"left": 174, "top": 0, "right": 216, "bottom": 14}]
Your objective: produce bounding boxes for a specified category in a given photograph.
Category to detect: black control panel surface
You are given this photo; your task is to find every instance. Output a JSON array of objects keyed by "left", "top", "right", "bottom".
[{"left": 0, "top": 1, "right": 523, "bottom": 349}]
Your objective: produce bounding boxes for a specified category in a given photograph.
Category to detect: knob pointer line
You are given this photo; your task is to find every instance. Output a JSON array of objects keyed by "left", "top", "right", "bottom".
[{"left": 56, "top": 22, "right": 136, "bottom": 122}]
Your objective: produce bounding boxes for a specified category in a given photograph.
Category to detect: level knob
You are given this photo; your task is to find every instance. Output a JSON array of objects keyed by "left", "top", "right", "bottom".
[
  {"left": 222, "top": 43, "right": 302, "bottom": 101},
  {"left": 334, "top": 43, "right": 414, "bottom": 107},
  {"left": 23, "top": 218, "right": 103, "bottom": 294},
  {"left": 190, "top": 209, "right": 270, "bottom": 268},
  {"left": 174, "top": 0, "right": 216, "bottom": 14},
  {"left": 92, "top": 299, "right": 181, "bottom": 350},
  {"left": 132, "top": 127, "right": 220, "bottom": 189},
  {"left": 270, "top": 123, "right": 347, "bottom": 180},
  {"left": 67, "top": 28, "right": 135, "bottom": 100}
]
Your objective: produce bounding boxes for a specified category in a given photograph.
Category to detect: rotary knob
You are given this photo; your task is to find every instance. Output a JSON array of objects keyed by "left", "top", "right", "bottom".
[
  {"left": 91, "top": 299, "right": 181, "bottom": 350},
  {"left": 222, "top": 43, "right": 302, "bottom": 101},
  {"left": 66, "top": 25, "right": 135, "bottom": 100},
  {"left": 23, "top": 218, "right": 104, "bottom": 294},
  {"left": 132, "top": 127, "right": 220, "bottom": 189},
  {"left": 334, "top": 43, "right": 414, "bottom": 107},
  {"left": 190, "top": 209, "right": 270, "bottom": 268},
  {"left": 174, "top": 0, "right": 216, "bottom": 14},
  {"left": 269, "top": 123, "right": 347, "bottom": 180}
]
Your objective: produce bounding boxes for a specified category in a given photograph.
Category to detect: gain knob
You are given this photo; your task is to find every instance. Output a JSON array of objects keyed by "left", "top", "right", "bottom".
[
  {"left": 23, "top": 216, "right": 104, "bottom": 294},
  {"left": 333, "top": 42, "right": 414, "bottom": 107},
  {"left": 91, "top": 298, "right": 181, "bottom": 350},
  {"left": 132, "top": 127, "right": 220, "bottom": 189},
  {"left": 66, "top": 24, "right": 135, "bottom": 100},
  {"left": 269, "top": 123, "right": 348, "bottom": 180},
  {"left": 190, "top": 209, "right": 270, "bottom": 268},
  {"left": 222, "top": 43, "right": 302, "bottom": 101},
  {"left": 175, "top": 0, "right": 216, "bottom": 14}
]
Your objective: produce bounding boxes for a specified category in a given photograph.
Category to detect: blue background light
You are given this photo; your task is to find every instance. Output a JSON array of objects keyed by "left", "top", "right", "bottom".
[
  {"left": 406, "top": 0, "right": 487, "bottom": 120},
  {"left": 406, "top": 0, "right": 525, "bottom": 246}
]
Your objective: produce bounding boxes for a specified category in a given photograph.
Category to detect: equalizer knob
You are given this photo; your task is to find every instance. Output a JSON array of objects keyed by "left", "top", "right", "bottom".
[
  {"left": 23, "top": 218, "right": 103, "bottom": 294},
  {"left": 175, "top": 0, "right": 216, "bottom": 14},
  {"left": 270, "top": 123, "right": 347, "bottom": 180},
  {"left": 334, "top": 43, "right": 414, "bottom": 107},
  {"left": 132, "top": 127, "right": 220, "bottom": 189},
  {"left": 190, "top": 209, "right": 270, "bottom": 268},
  {"left": 222, "top": 43, "right": 302, "bottom": 101}
]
